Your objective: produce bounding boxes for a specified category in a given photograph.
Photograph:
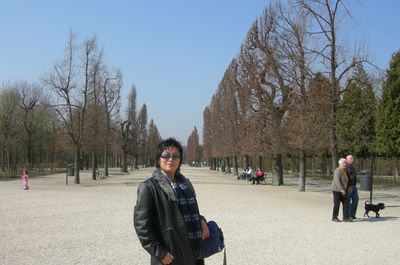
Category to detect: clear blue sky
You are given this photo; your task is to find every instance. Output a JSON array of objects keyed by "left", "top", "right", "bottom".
[{"left": 1, "top": 1, "right": 399, "bottom": 143}]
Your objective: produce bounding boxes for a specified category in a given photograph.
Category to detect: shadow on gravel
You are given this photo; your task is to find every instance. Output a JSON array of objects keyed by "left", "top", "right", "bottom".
[
  {"left": 196, "top": 181, "right": 252, "bottom": 186},
  {"left": 385, "top": 205, "right": 400, "bottom": 208},
  {"left": 125, "top": 181, "right": 143, "bottom": 186},
  {"left": 360, "top": 216, "right": 399, "bottom": 222},
  {"left": 365, "top": 193, "right": 400, "bottom": 201}
]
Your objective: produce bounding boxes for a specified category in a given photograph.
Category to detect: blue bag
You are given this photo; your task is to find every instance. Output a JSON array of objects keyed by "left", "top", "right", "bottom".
[{"left": 201, "top": 220, "right": 225, "bottom": 258}]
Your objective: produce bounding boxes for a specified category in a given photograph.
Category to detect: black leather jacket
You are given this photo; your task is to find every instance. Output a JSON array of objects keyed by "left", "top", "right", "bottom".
[
  {"left": 133, "top": 169, "right": 201, "bottom": 265},
  {"left": 347, "top": 165, "right": 357, "bottom": 186}
]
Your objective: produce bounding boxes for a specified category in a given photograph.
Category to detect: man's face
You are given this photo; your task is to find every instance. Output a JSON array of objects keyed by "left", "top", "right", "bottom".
[{"left": 347, "top": 156, "right": 354, "bottom": 165}]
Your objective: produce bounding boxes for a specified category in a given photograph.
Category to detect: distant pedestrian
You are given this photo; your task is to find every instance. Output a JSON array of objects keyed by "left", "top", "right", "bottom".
[
  {"left": 331, "top": 158, "right": 351, "bottom": 222},
  {"left": 346, "top": 155, "right": 359, "bottom": 219},
  {"left": 21, "top": 170, "right": 29, "bottom": 190}
]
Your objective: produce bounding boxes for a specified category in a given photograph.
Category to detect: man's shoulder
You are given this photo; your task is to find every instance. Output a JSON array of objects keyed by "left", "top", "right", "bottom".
[{"left": 349, "top": 165, "right": 356, "bottom": 173}]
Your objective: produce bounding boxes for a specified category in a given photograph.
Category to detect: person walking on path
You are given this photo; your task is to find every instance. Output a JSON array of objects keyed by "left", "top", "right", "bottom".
[
  {"left": 134, "top": 138, "right": 209, "bottom": 265},
  {"left": 346, "top": 154, "right": 359, "bottom": 219},
  {"left": 21, "top": 170, "right": 29, "bottom": 190},
  {"left": 331, "top": 158, "right": 351, "bottom": 222}
]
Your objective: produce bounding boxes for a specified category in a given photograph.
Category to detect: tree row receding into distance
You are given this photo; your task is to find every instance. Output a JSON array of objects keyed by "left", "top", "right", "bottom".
[
  {"left": 201, "top": 0, "right": 400, "bottom": 190},
  {"left": 0, "top": 32, "right": 162, "bottom": 182}
]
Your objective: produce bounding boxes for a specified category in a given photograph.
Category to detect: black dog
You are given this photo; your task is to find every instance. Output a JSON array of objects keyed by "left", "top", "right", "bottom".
[{"left": 364, "top": 201, "right": 385, "bottom": 218}]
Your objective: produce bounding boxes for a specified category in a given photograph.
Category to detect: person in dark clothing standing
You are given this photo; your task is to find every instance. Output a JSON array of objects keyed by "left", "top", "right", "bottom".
[
  {"left": 346, "top": 154, "right": 359, "bottom": 219},
  {"left": 134, "top": 138, "right": 209, "bottom": 265}
]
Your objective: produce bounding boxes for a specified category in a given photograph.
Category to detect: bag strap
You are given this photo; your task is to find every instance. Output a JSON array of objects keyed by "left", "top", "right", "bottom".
[{"left": 223, "top": 247, "right": 226, "bottom": 265}]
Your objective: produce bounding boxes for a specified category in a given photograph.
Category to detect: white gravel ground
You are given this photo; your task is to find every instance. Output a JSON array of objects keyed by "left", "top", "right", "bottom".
[{"left": 1, "top": 166, "right": 399, "bottom": 265}]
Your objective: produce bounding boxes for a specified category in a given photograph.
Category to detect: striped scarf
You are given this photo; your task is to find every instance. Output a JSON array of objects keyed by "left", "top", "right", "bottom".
[{"left": 170, "top": 174, "right": 202, "bottom": 260}]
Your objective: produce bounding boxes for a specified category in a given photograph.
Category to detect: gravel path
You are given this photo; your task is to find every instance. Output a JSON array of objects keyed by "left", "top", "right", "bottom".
[{"left": 1, "top": 166, "right": 399, "bottom": 265}]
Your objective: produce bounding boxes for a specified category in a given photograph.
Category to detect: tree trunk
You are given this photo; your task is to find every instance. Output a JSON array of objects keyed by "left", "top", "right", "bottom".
[
  {"left": 220, "top": 158, "right": 225, "bottom": 172},
  {"left": 298, "top": 151, "right": 306, "bottom": 192},
  {"left": 225, "top": 157, "right": 231, "bottom": 174},
  {"left": 272, "top": 153, "right": 283, "bottom": 186},
  {"left": 291, "top": 155, "right": 297, "bottom": 174},
  {"left": 121, "top": 148, "right": 128, "bottom": 173},
  {"left": 84, "top": 152, "right": 89, "bottom": 170},
  {"left": 258, "top": 155, "right": 263, "bottom": 170},
  {"left": 330, "top": 96, "right": 338, "bottom": 173},
  {"left": 369, "top": 156, "right": 374, "bottom": 203},
  {"left": 233, "top": 156, "right": 238, "bottom": 175},
  {"left": 6, "top": 150, "right": 10, "bottom": 181},
  {"left": 209, "top": 158, "right": 213, "bottom": 170},
  {"left": 27, "top": 133, "right": 33, "bottom": 164},
  {"left": 74, "top": 148, "right": 80, "bottom": 184},
  {"left": 104, "top": 142, "right": 109, "bottom": 177},
  {"left": 244, "top": 155, "right": 250, "bottom": 169},
  {"left": 311, "top": 156, "right": 315, "bottom": 176},
  {"left": 91, "top": 151, "right": 97, "bottom": 180},
  {"left": 134, "top": 155, "right": 139, "bottom": 169},
  {"left": 321, "top": 151, "right": 330, "bottom": 177},
  {"left": 1, "top": 150, "right": 5, "bottom": 172}
]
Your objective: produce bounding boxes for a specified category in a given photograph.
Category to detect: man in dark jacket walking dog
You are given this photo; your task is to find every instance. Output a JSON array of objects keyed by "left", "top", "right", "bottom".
[{"left": 346, "top": 155, "right": 359, "bottom": 219}]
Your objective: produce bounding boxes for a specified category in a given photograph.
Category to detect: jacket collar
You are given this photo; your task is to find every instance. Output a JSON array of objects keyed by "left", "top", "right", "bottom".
[{"left": 152, "top": 169, "right": 178, "bottom": 202}]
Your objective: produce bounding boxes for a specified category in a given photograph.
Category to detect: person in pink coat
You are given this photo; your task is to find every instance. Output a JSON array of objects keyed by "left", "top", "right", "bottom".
[
  {"left": 21, "top": 170, "right": 29, "bottom": 190},
  {"left": 252, "top": 168, "right": 265, "bottom": 185}
]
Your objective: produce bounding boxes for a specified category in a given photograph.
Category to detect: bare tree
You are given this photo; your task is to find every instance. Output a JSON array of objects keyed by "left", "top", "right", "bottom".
[
  {"left": 241, "top": 4, "right": 297, "bottom": 186},
  {"left": 274, "top": 1, "right": 312, "bottom": 191},
  {"left": 136, "top": 104, "right": 148, "bottom": 167},
  {"left": 202, "top": 106, "right": 213, "bottom": 168},
  {"left": 298, "top": 0, "right": 365, "bottom": 171},
  {"left": 186, "top": 127, "right": 201, "bottom": 166},
  {"left": 43, "top": 33, "right": 99, "bottom": 184},
  {"left": 100, "top": 66, "right": 122, "bottom": 177},
  {"left": 146, "top": 119, "right": 161, "bottom": 166},
  {"left": 121, "top": 85, "right": 137, "bottom": 172},
  {"left": 84, "top": 54, "right": 105, "bottom": 180},
  {"left": 219, "top": 63, "right": 243, "bottom": 174},
  {"left": 232, "top": 56, "right": 263, "bottom": 169}
]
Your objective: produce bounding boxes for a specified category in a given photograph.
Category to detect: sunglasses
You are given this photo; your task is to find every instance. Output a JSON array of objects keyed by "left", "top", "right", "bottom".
[{"left": 160, "top": 153, "right": 181, "bottom": 160}]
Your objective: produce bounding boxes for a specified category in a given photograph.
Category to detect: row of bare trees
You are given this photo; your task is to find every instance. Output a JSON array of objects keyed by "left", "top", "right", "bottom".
[
  {"left": 202, "top": 0, "right": 390, "bottom": 190},
  {"left": 0, "top": 32, "right": 161, "bottom": 183}
]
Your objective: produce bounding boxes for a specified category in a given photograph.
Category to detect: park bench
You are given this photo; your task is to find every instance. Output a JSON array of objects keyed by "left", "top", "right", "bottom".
[
  {"left": 257, "top": 173, "right": 267, "bottom": 185},
  {"left": 248, "top": 172, "right": 267, "bottom": 185}
]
